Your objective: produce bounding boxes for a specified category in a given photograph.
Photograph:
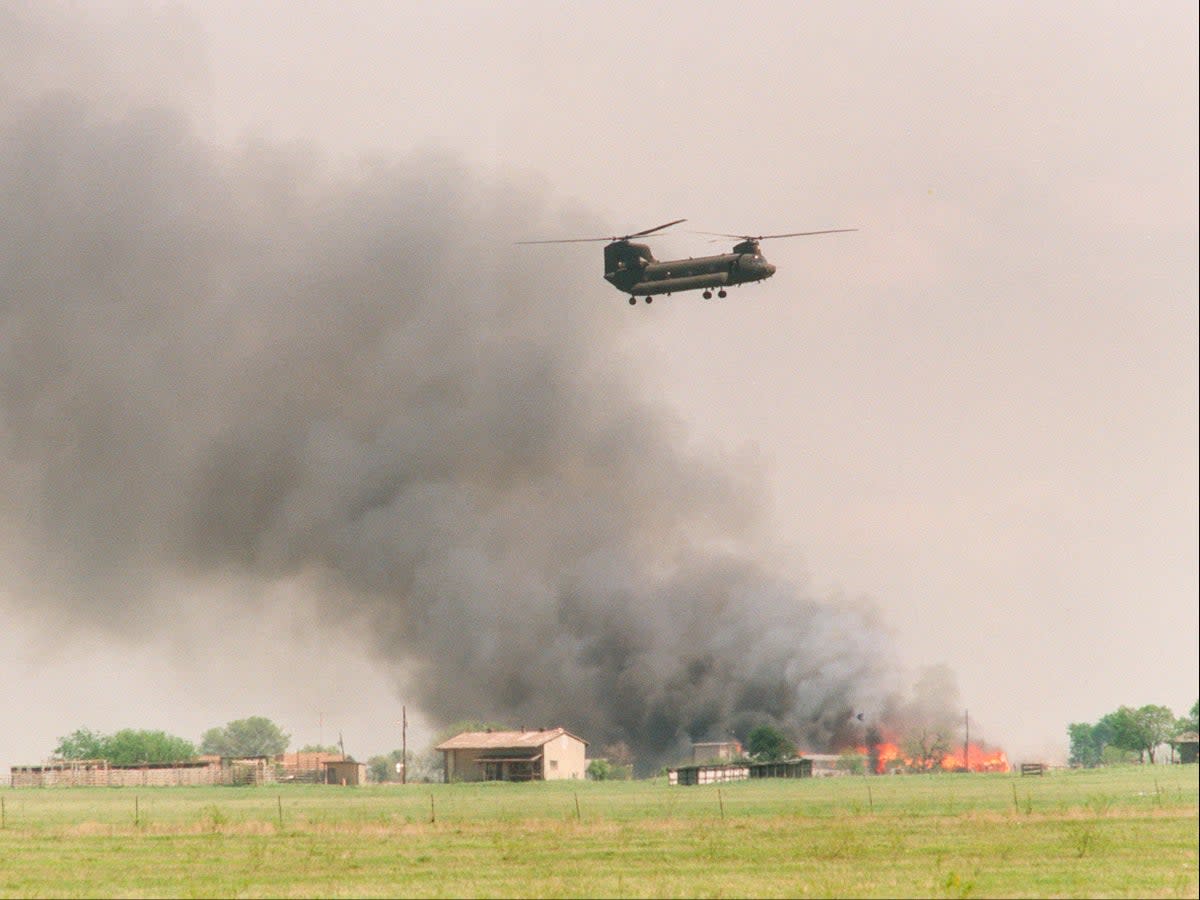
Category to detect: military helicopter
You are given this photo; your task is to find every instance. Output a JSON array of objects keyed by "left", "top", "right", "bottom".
[{"left": 518, "top": 219, "right": 856, "bottom": 305}]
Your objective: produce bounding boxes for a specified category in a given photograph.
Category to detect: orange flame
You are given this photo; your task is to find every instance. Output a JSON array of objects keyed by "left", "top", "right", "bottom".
[{"left": 855, "top": 741, "right": 1009, "bottom": 773}]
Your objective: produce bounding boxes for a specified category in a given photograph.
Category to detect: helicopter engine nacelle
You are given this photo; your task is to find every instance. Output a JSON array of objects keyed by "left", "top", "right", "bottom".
[{"left": 603, "top": 240, "right": 655, "bottom": 276}]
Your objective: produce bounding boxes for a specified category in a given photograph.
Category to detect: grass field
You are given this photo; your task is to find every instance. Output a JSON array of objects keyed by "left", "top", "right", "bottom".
[{"left": 1, "top": 765, "right": 1195, "bottom": 898}]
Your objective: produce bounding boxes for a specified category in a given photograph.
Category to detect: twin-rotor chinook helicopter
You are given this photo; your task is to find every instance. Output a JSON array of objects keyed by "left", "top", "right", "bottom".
[{"left": 518, "top": 219, "right": 856, "bottom": 305}]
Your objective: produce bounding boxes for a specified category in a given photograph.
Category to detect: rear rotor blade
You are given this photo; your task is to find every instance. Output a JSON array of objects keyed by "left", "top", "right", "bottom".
[{"left": 757, "top": 228, "right": 858, "bottom": 239}]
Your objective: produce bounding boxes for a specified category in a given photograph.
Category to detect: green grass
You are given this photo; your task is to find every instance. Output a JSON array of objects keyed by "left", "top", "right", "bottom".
[{"left": 1, "top": 766, "right": 1195, "bottom": 897}]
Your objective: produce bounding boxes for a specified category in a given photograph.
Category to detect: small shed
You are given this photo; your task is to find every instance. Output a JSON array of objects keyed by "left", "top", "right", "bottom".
[
  {"left": 436, "top": 728, "right": 588, "bottom": 782},
  {"left": 278, "top": 751, "right": 346, "bottom": 783},
  {"left": 1170, "top": 732, "right": 1199, "bottom": 764},
  {"left": 324, "top": 760, "right": 367, "bottom": 785}
]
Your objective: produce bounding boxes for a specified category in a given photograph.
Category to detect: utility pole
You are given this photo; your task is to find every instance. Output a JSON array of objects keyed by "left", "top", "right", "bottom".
[{"left": 402, "top": 706, "right": 408, "bottom": 785}]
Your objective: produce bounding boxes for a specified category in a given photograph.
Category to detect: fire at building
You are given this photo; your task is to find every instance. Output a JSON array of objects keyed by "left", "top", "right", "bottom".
[{"left": 856, "top": 737, "right": 1010, "bottom": 774}]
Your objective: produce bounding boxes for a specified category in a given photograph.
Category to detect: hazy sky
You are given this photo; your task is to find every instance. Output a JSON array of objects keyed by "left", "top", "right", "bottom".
[{"left": 1, "top": 1, "right": 1195, "bottom": 772}]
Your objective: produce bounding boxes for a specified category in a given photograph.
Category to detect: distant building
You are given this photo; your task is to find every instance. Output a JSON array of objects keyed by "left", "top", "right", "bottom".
[
  {"left": 324, "top": 760, "right": 367, "bottom": 785},
  {"left": 692, "top": 740, "right": 743, "bottom": 764},
  {"left": 801, "top": 753, "right": 863, "bottom": 777},
  {"left": 668, "top": 759, "right": 812, "bottom": 785},
  {"left": 436, "top": 728, "right": 587, "bottom": 782},
  {"left": 1170, "top": 732, "right": 1199, "bottom": 764},
  {"left": 277, "top": 751, "right": 346, "bottom": 783}
]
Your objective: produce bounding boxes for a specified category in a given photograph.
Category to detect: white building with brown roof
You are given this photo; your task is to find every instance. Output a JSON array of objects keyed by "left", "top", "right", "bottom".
[{"left": 435, "top": 728, "right": 588, "bottom": 782}]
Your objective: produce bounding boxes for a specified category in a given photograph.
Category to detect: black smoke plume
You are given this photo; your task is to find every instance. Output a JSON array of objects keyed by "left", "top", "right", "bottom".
[{"left": 0, "top": 16, "right": 894, "bottom": 768}]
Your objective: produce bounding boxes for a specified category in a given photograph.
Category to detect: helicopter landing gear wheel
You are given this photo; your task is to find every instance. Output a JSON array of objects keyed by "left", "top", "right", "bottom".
[
  {"left": 718, "top": 289, "right": 727, "bottom": 298},
  {"left": 645, "top": 296, "right": 653, "bottom": 304},
  {"left": 702, "top": 290, "right": 712, "bottom": 299},
  {"left": 628, "top": 296, "right": 636, "bottom": 306}
]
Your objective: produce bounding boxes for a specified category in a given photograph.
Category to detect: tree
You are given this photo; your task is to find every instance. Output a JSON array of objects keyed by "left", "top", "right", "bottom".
[
  {"left": 406, "top": 746, "right": 446, "bottom": 783},
  {"left": 298, "top": 744, "right": 341, "bottom": 754},
  {"left": 103, "top": 729, "right": 196, "bottom": 765},
  {"left": 902, "top": 727, "right": 952, "bottom": 772},
  {"left": 1068, "top": 722, "right": 1105, "bottom": 768},
  {"left": 600, "top": 741, "right": 635, "bottom": 779},
  {"left": 836, "top": 751, "right": 866, "bottom": 775},
  {"left": 1178, "top": 700, "right": 1199, "bottom": 735},
  {"left": 367, "top": 751, "right": 398, "bottom": 783},
  {"left": 587, "top": 759, "right": 613, "bottom": 781},
  {"left": 366, "top": 749, "right": 409, "bottom": 783},
  {"left": 54, "top": 728, "right": 195, "bottom": 764},
  {"left": 55, "top": 728, "right": 107, "bottom": 761},
  {"left": 1102, "top": 705, "right": 1176, "bottom": 764},
  {"left": 200, "top": 716, "right": 290, "bottom": 758},
  {"left": 746, "top": 724, "right": 792, "bottom": 761}
]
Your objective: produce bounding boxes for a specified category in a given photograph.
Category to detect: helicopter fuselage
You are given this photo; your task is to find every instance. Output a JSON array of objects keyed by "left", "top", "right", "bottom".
[
  {"left": 602, "top": 240, "right": 776, "bottom": 298},
  {"left": 517, "top": 220, "right": 853, "bottom": 306}
]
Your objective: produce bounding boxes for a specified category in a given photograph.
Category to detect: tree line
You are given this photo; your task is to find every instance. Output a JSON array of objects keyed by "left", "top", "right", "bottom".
[
  {"left": 53, "top": 716, "right": 292, "bottom": 766},
  {"left": 1068, "top": 700, "right": 1197, "bottom": 767}
]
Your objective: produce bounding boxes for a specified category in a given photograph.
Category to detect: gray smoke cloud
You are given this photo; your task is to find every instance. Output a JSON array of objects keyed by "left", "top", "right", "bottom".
[{"left": 1, "top": 20, "right": 896, "bottom": 766}]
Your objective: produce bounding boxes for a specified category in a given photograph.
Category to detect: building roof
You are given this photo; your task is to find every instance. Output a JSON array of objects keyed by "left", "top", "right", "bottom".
[
  {"left": 1170, "top": 731, "right": 1199, "bottom": 744},
  {"left": 435, "top": 728, "right": 587, "bottom": 751},
  {"left": 279, "top": 751, "right": 345, "bottom": 769}
]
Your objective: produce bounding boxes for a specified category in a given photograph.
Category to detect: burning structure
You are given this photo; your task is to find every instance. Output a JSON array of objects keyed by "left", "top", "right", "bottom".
[
  {"left": 846, "top": 666, "right": 1010, "bottom": 773},
  {"left": 858, "top": 737, "right": 1010, "bottom": 773}
]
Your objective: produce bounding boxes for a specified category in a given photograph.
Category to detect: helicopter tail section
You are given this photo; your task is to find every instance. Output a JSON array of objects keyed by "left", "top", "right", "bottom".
[{"left": 603, "top": 240, "right": 655, "bottom": 277}]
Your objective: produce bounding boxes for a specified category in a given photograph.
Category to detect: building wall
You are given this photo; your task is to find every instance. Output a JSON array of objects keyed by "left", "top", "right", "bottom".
[
  {"left": 543, "top": 733, "right": 586, "bottom": 780},
  {"left": 445, "top": 748, "right": 488, "bottom": 783},
  {"left": 11, "top": 762, "right": 224, "bottom": 788},
  {"left": 324, "top": 761, "right": 367, "bottom": 785},
  {"left": 10, "top": 759, "right": 274, "bottom": 788},
  {"left": 805, "top": 754, "right": 857, "bottom": 777}
]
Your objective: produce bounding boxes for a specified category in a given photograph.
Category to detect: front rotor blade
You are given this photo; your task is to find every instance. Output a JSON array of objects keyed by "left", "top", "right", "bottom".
[{"left": 515, "top": 236, "right": 615, "bottom": 244}]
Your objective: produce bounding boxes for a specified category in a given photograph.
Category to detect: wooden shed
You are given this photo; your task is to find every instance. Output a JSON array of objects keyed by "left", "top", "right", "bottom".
[
  {"left": 323, "top": 760, "right": 367, "bottom": 785},
  {"left": 1170, "top": 731, "right": 1198, "bottom": 764},
  {"left": 436, "top": 728, "right": 588, "bottom": 782}
]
